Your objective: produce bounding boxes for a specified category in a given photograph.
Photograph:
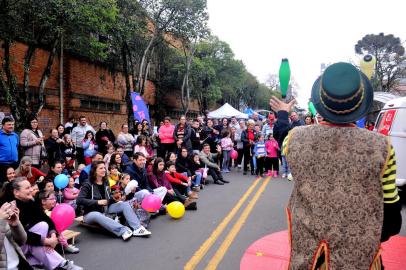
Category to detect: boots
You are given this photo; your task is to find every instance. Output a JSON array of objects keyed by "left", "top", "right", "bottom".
[{"left": 273, "top": 171, "right": 278, "bottom": 177}]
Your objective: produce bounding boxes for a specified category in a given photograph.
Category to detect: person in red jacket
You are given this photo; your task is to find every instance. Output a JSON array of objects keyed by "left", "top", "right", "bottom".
[
  {"left": 15, "top": 156, "right": 46, "bottom": 184},
  {"left": 165, "top": 161, "right": 198, "bottom": 200},
  {"left": 158, "top": 117, "right": 175, "bottom": 158}
]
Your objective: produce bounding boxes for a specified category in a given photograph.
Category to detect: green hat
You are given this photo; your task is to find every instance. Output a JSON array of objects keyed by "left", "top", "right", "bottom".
[{"left": 311, "top": 62, "right": 373, "bottom": 124}]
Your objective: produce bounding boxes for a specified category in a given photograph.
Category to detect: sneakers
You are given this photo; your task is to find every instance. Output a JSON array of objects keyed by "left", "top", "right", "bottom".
[
  {"left": 243, "top": 171, "right": 247, "bottom": 175},
  {"left": 133, "top": 226, "right": 152, "bottom": 237},
  {"left": 64, "top": 244, "right": 80, "bottom": 254},
  {"left": 219, "top": 179, "right": 230, "bottom": 184},
  {"left": 287, "top": 173, "right": 293, "bottom": 181},
  {"left": 282, "top": 173, "right": 287, "bottom": 178},
  {"left": 273, "top": 171, "right": 278, "bottom": 177},
  {"left": 57, "top": 260, "right": 83, "bottom": 270},
  {"left": 122, "top": 229, "right": 133, "bottom": 241}
]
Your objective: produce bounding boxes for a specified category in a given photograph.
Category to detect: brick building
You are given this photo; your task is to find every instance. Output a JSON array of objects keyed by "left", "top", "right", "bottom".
[{"left": 0, "top": 41, "right": 200, "bottom": 134}]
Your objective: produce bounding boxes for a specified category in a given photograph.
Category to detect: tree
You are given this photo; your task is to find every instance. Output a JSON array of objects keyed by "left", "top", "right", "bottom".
[
  {"left": 355, "top": 33, "right": 406, "bottom": 92},
  {"left": 0, "top": 0, "right": 117, "bottom": 130}
]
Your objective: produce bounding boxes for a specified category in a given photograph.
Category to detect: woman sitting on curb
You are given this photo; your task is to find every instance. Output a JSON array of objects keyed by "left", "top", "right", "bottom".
[{"left": 76, "top": 161, "right": 150, "bottom": 241}]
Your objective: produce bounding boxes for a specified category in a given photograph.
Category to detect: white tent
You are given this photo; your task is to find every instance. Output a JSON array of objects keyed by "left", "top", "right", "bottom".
[{"left": 207, "top": 103, "right": 248, "bottom": 119}]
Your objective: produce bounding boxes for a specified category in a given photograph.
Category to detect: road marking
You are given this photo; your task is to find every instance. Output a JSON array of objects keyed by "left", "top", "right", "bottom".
[
  {"left": 204, "top": 177, "right": 271, "bottom": 270},
  {"left": 183, "top": 177, "right": 262, "bottom": 270}
]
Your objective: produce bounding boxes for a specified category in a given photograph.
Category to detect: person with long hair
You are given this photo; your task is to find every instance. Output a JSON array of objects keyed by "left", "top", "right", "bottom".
[
  {"left": 158, "top": 117, "right": 175, "bottom": 158},
  {"left": 45, "top": 129, "right": 64, "bottom": 166},
  {"left": 109, "top": 152, "right": 125, "bottom": 172},
  {"left": 82, "top": 131, "right": 97, "bottom": 165},
  {"left": 15, "top": 157, "right": 46, "bottom": 184},
  {"left": 77, "top": 161, "right": 151, "bottom": 240},
  {"left": 173, "top": 115, "right": 193, "bottom": 153},
  {"left": 117, "top": 124, "right": 135, "bottom": 158},
  {"left": 56, "top": 124, "right": 65, "bottom": 139},
  {"left": 95, "top": 121, "right": 116, "bottom": 155},
  {"left": 133, "top": 135, "right": 149, "bottom": 158},
  {"left": 20, "top": 116, "right": 45, "bottom": 168}
]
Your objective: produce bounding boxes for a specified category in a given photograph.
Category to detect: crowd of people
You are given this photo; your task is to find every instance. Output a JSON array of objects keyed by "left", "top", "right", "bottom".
[{"left": 0, "top": 95, "right": 390, "bottom": 270}]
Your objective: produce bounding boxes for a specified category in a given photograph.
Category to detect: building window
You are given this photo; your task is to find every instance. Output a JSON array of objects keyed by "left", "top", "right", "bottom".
[{"left": 80, "top": 99, "right": 121, "bottom": 112}]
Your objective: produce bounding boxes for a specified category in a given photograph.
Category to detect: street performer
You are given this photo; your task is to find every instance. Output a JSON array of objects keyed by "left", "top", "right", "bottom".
[{"left": 270, "top": 62, "right": 402, "bottom": 269}]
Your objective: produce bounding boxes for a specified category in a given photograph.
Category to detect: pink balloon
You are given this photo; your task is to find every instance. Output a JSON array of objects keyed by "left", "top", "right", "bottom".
[
  {"left": 230, "top": 150, "right": 238, "bottom": 160},
  {"left": 50, "top": 203, "right": 75, "bottom": 233},
  {"left": 141, "top": 194, "right": 162, "bottom": 212}
]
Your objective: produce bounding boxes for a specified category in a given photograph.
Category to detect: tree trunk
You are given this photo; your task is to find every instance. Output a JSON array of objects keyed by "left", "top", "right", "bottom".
[
  {"left": 23, "top": 45, "right": 36, "bottom": 108},
  {"left": 140, "top": 47, "right": 154, "bottom": 95},
  {"left": 122, "top": 44, "right": 135, "bottom": 129},
  {"left": 137, "top": 33, "right": 156, "bottom": 92},
  {"left": 34, "top": 37, "right": 59, "bottom": 116}
]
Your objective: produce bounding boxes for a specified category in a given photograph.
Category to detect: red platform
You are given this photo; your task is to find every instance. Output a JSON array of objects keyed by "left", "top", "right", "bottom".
[{"left": 240, "top": 230, "right": 406, "bottom": 270}]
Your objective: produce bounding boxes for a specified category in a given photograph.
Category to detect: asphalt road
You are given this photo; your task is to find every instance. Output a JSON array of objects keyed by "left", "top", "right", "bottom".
[{"left": 66, "top": 172, "right": 406, "bottom": 270}]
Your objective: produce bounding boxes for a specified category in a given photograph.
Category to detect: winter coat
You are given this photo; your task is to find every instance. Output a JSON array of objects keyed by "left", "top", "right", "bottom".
[
  {"left": 0, "top": 130, "right": 18, "bottom": 164},
  {"left": 71, "top": 124, "right": 95, "bottom": 148},
  {"left": 199, "top": 151, "right": 220, "bottom": 170},
  {"left": 44, "top": 137, "right": 64, "bottom": 165},
  {"left": 95, "top": 129, "right": 115, "bottom": 154},
  {"left": 158, "top": 124, "right": 175, "bottom": 144},
  {"left": 117, "top": 132, "right": 135, "bottom": 153},
  {"left": 148, "top": 171, "right": 173, "bottom": 190},
  {"left": 173, "top": 124, "right": 192, "bottom": 151},
  {"left": 124, "top": 164, "right": 153, "bottom": 193},
  {"left": 0, "top": 219, "right": 31, "bottom": 270},
  {"left": 241, "top": 129, "right": 258, "bottom": 148},
  {"left": 175, "top": 156, "right": 192, "bottom": 176},
  {"left": 20, "top": 129, "right": 44, "bottom": 165}
]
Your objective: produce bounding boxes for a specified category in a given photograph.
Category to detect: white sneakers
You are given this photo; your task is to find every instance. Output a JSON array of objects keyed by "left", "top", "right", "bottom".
[
  {"left": 133, "top": 226, "right": 152, "bottom": 237},
  {"left": 122, "top": 229, "right": 133, "bottom": 241},
  {"left": 64, "top": 244, "right": 80, "bottom": 254},
  {"left": 287, "top": 173, "right": 293, "bottom": 181},
  {"left": 122, "top": 226, "right": 152, "bottom": 240}
]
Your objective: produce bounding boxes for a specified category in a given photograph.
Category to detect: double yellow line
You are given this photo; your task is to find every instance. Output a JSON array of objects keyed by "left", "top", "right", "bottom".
[{"left": 184, "top": 176, "right": 271, "bottom": 270}]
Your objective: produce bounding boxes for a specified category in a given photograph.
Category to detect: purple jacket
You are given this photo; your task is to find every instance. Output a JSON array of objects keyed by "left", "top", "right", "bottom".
[{"left": 148, "top": 171, "right": 172, "bottom": 190}]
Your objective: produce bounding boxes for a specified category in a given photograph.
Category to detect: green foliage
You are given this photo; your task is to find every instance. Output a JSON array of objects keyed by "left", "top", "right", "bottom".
[{"left": 355, "top": 33, "right": 406, "bottom": 92}]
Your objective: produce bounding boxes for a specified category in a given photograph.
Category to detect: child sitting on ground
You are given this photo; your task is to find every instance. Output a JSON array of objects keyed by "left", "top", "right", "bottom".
[
  {"left": 108, "top": 164, "right": 121, "bottom": 188},
  {"left": 39, "top": 190, "right": 79, "bottom": 254},
  {"left": 63, "top": 177, "right": 79, "bottom": 210},
  {"left": 72, "top": 164, "right": 85, "bottom": 188},
  {"left": 165, "top": 161, "right": 198, "bottom": 200}
]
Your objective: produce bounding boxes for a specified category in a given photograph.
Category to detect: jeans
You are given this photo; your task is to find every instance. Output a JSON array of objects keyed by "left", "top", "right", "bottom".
[
  {"left": 281, "top": 155, "right": 290, "bottom": 174},
  {"left": 83, "top": 211, "right": 131, "bottom": 237},
  {"left": 21, "top": 222, "right": 65, "bottom": 270},
  {"left": 193, "top": 172, "right": 202, "bottom": 186},
  {"left": 222, "top": 150, "right": 231, "bottom": 171},
  {"left": 108, "top": 201, "right": 141, "bottom": 230}
]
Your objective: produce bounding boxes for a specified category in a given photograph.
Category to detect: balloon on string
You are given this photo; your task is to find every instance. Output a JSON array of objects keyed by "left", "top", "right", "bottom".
[
  {"left": 167, "top": 201, "right": 185, "bottom": 219},
  {"left": 54, "top": 174, "right": 69, "bottom": 189},
  {"left": 50, "top": 203, "right": 75, "bottom": 233},
  {"left": 279, "top": 58, "right": 291, "bottom": 98},
  {"left": 360, "top": 54, "right": 376, "bottom": 79},
  {"left": 141, "top": 194, "right": 162, "bottom": 213},
  {"left": 230, "top": 150, "right": 238, "bottom": 160}
]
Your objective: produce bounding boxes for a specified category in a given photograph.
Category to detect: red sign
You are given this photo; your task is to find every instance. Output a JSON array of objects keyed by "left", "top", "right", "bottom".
[{"left": 377, "top": 110, "right": 397, "bottom": 136}]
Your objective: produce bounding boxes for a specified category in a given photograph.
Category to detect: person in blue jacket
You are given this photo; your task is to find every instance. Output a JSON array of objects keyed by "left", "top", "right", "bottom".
[{"left": 0, "top": 117, "right": 19, "bottom": 184}]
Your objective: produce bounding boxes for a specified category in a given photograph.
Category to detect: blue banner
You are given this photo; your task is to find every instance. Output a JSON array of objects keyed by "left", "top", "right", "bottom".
[{"left": 131, "top": 92, "right": 150, "bottom": 123}]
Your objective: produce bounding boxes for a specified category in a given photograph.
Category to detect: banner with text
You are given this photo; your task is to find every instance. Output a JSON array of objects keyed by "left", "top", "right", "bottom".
[{"left": 131, "top": 92, "right": 150, "bottom": 123}]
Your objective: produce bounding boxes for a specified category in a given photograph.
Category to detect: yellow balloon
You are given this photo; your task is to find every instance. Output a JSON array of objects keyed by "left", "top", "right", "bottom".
[
  {"left": 360, "top": 54, "right": 376, "bottom": 79},
  {"left": 167, "top": 201, "right": 185, "bottom": 219}
]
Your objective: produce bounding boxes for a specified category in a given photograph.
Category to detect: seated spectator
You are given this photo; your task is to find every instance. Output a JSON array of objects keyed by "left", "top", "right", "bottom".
[
  {"left": 103, "top": 144, "right": 115, "bottom": 169},
  {"left": 72, "top": 164, "right": 85, "bottom": 188},
  {"left": 117, "top": 124, "right": 135, "bottom": 159},
  {"left": 189, "top": 153, "right": 204, "bottom": 191},
  {"left": 63, "top": 178, "right": 79, "bottom": 210},
  {"left": 108, "top": 164, "right": 121, "bottom": 188},
  {"left": 116, "top": 146, "right": 130, "bottom": 168},
  {"left": 43, "top": 161, "right": 64, "bottom": 202},
  {"left": 38, "top": 190, "right": 79, "bottom": 254},
  {"left": 165, "top": 161, "right": 198, "bottom": 200},
  {"left": 12, "top": 178, "right": 83, "bottom": 270},
  {"left": 133, "top": 135, "right": 150, "bottom": 158},
  {"left": 82, "top": 131, "right": 97, "bottom": 165},
  {"left": 124, "top": 152, "right": 167, "bottom": 202},
  {"left": 199, "top": 144, "right": 229, "bottom": 185},
  {"left": 166, "top": 152, "right": 177, "bottom": 163},
  {"left": 109, "top": 153, "right": 126, "bottom": 173},
  {"left": 77, "top": 161, "right": 150, "bottom": 240},
  {"left": 61, "top": 134, "right": 76, "bottom": 174},
  {"left": 175, "top": 147, "right": 192, "bottom": 176},
  {"left": 15, "top": 157, "right": 46, "bottom": 184},
  {"left": 0, "top": 200, "right": 32, "bottom": 269},
  {"left": 0, "top": 167, "right": 17, "bottom": 203},
  {"left": 78, "top": 152, "right": 104, "bottom": 187}
]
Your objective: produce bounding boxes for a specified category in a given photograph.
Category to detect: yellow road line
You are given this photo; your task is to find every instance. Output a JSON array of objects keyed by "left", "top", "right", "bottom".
[
  {"left": 204, "top": 177, "right": 271, "bottom": 270},
  {"left": 184, "top": 177, "right": 262, "bottom": 270}
]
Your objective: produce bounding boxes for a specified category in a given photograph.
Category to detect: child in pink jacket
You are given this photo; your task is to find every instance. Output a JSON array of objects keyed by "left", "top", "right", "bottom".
[
  {"left": 63, "top": 177, "right": 79, "bottom": 209},
  {"left": 265, "top": 134, "right": 280, "bottom": 177}
]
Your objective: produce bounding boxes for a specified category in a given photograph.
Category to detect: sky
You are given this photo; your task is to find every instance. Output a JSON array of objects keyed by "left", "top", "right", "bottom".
[{"left": 207, "top": 0, "right": 406, "bottom": 108}]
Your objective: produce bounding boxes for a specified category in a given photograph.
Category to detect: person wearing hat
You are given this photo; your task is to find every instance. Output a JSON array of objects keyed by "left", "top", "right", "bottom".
[{"left": 270, "top": 62, "right": 402, "bottom": 269}]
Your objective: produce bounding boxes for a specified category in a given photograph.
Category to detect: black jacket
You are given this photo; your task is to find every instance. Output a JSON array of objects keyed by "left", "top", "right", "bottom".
[
  {"left": 96, "top": 129, "right": 116, "bottom": 154},
  {"left": 77, "top": 181, "right": 111, "bottom": 215},
  {"left": 173, "top": 124, "right": 192, "bottom": 151},
  {"left": 124, "top": 163, "right": 153, "bottom": 193},
  {"left": 45, "top": 137, "right": 63, "bottom": 164},
  {"left": 272, "top": 111, "right": 291, "bottom": 148},
  {"left": 16, "top": 198, "right": 57, "bottom": 246},
  {"left": 176, "top": 156, "right": 192, "bottom": 176},
  {"left": 241, "top": 129, "right": 259, "bottom": 148}
]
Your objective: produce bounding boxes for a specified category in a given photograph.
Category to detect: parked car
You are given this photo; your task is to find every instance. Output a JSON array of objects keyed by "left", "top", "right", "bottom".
[{"left": 374, "top": 96, "right": 406, "bottom": 190}]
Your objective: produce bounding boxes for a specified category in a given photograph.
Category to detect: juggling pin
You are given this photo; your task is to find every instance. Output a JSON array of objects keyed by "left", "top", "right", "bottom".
[
  {"left": 359, "top": 54, "right": 376, "bottom": 80},
  {"left": 279, "top": 58, "right": 291, "bottom": 98},
  {"left": 308, "top": 101, "right": 317, "bottom": 117}
]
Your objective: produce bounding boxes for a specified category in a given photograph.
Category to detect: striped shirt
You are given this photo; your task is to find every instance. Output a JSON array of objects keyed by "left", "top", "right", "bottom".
[{"left": 283, "top": 134, "right": 399, "bottom": 204}]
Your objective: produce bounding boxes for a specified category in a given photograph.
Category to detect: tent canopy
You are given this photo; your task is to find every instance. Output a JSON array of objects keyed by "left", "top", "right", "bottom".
[{"left": 208, "top": 103, "right": 248, "bottom": 119}]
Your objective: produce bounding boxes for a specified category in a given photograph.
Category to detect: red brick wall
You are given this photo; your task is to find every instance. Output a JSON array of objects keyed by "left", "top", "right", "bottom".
[{"left": 0, "top": 41, "right": 159, "bottom": 134}]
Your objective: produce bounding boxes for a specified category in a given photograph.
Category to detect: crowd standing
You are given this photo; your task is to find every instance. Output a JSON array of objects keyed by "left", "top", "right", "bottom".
[{"left": 0, "top": 104, "right": 390, "bottom": 269}]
